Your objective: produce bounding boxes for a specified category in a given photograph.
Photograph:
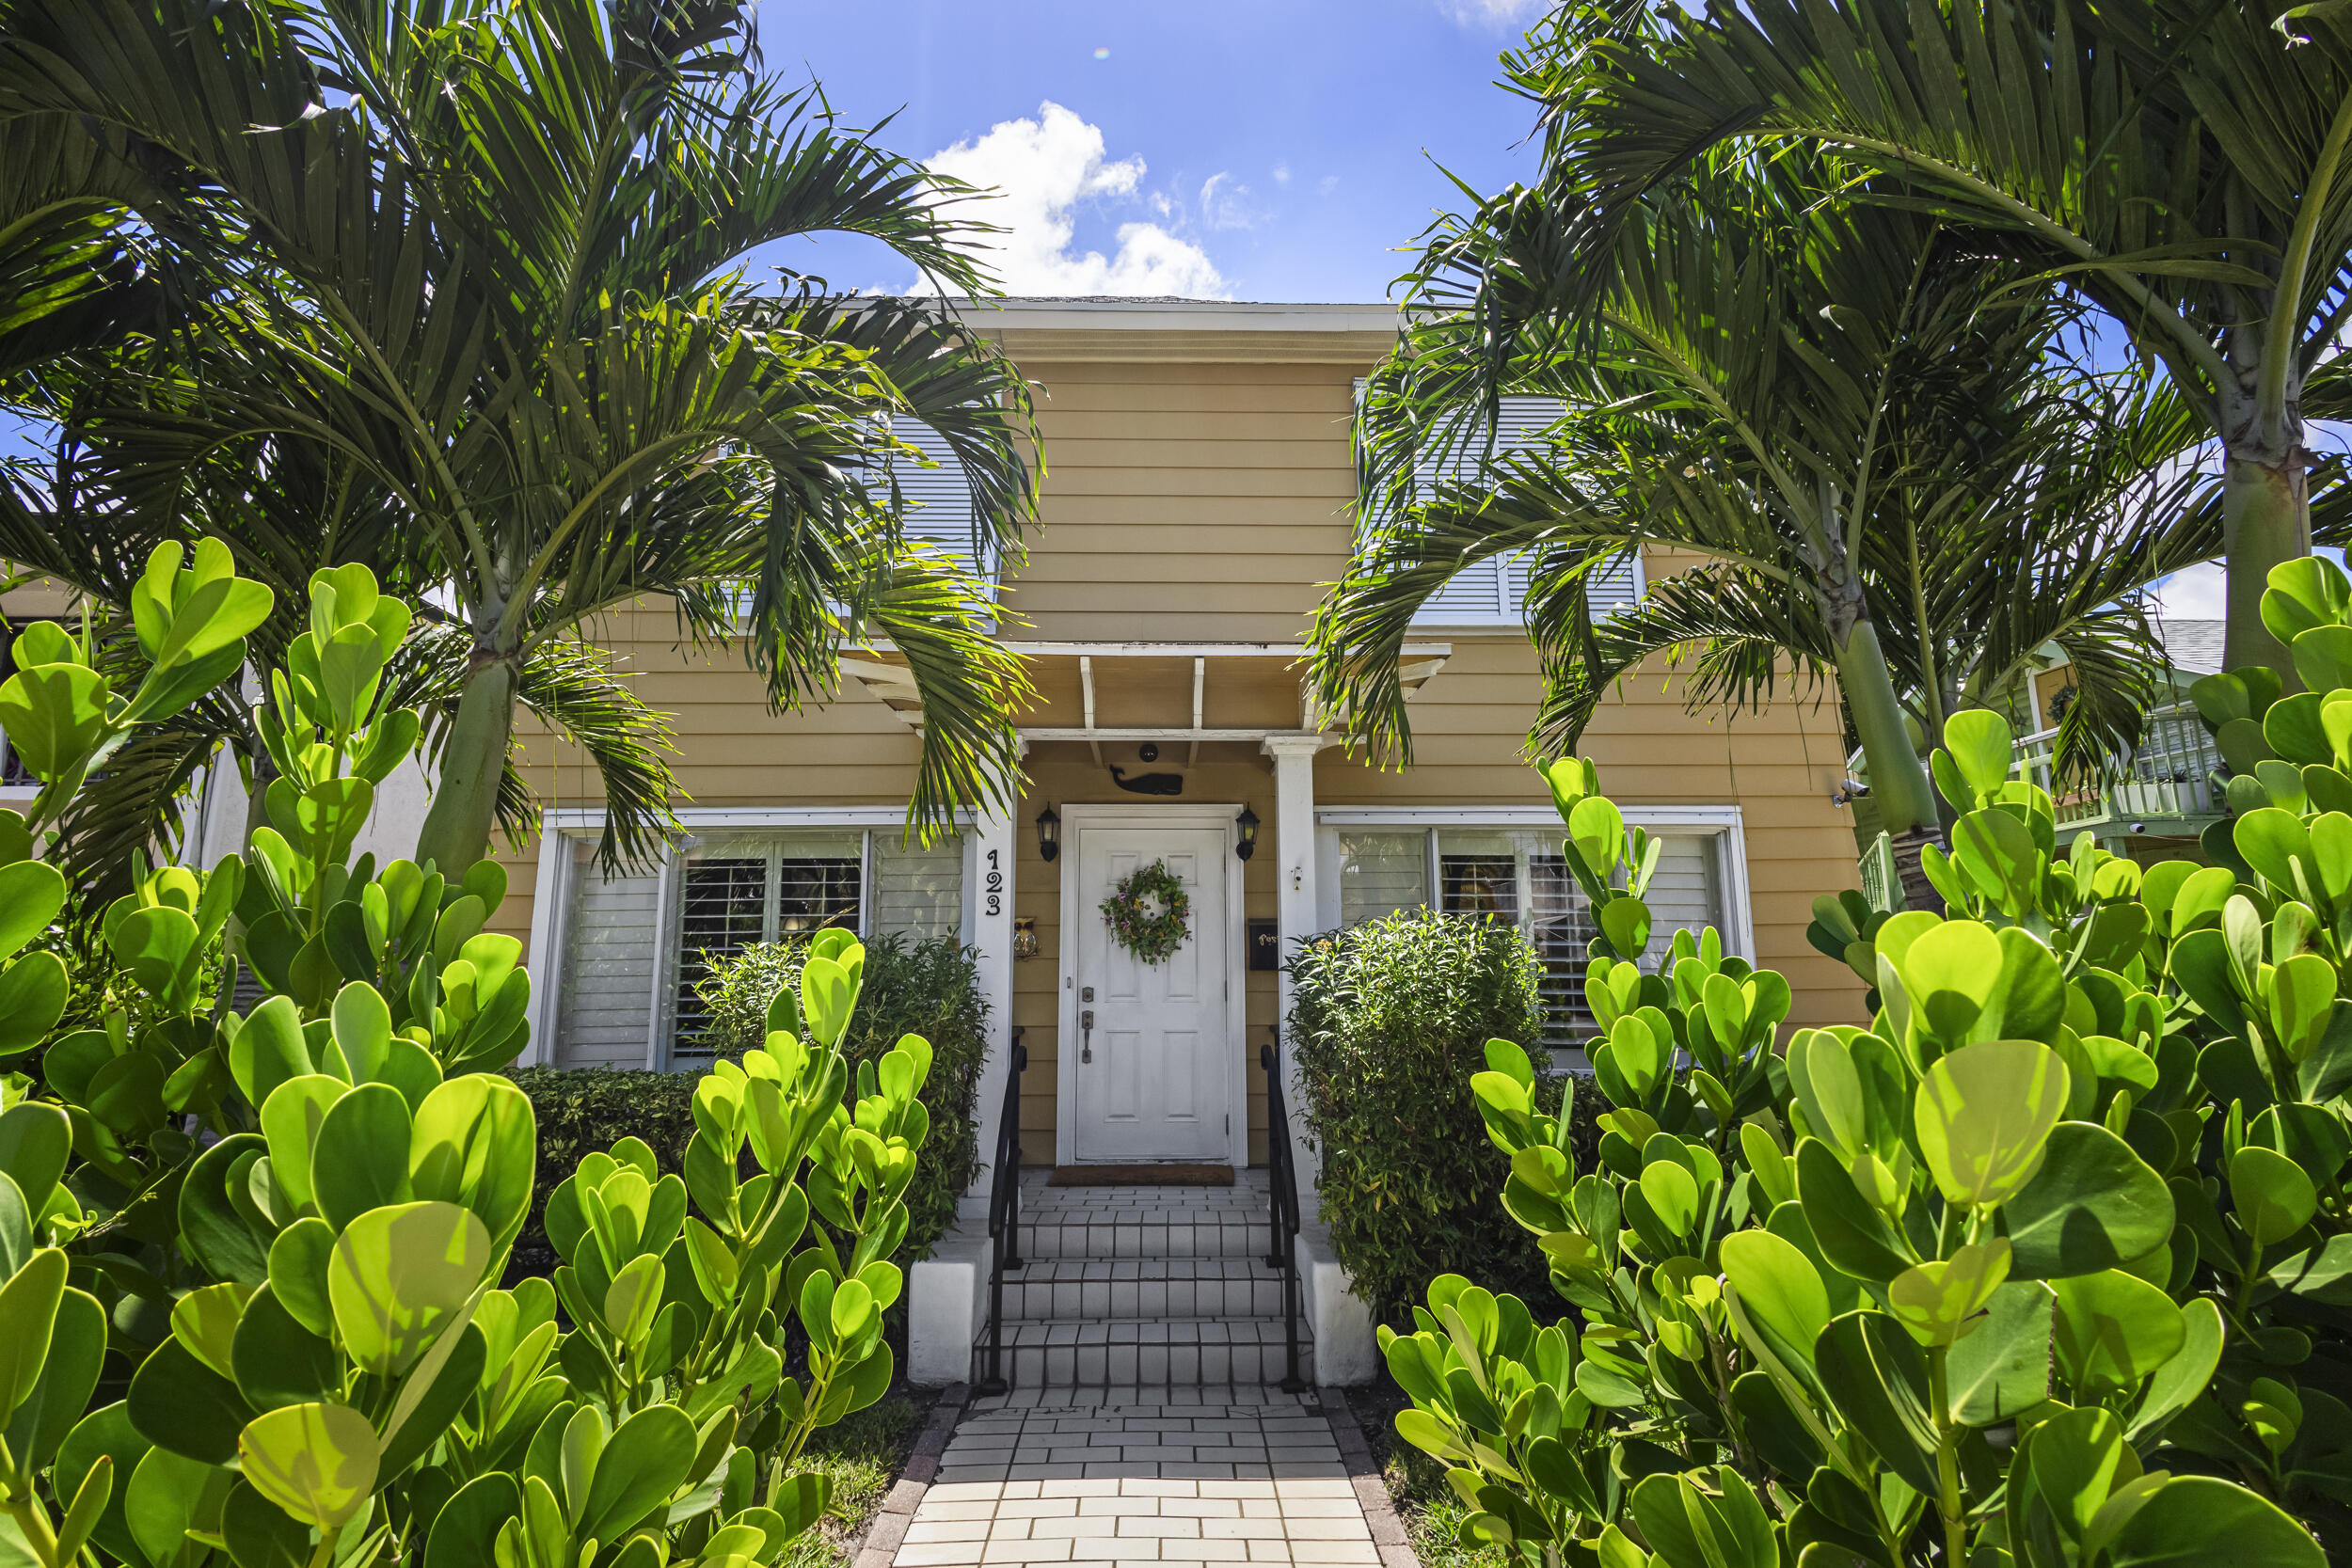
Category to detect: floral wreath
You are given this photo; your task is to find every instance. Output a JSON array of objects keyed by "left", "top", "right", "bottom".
[{"left": 1100, "top": 859, "right": 1190, "bottom": 965}]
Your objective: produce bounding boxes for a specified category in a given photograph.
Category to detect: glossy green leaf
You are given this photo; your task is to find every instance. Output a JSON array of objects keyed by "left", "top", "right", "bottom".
[
  {"left": 327, "top": 1201, "right": 492, "bottom": 1377},
  {"left": 1813, "top": 1311, "right": 1940, "bottom": 1497},
  {"left": 0, "top": 860, "right": 66, "bottom": 958},
  {"left": 2003, "top": 1123, "right": 2174, "bottom": 1279},
  {"left": 408, "top": 1074, "right": 536, "bottom": 1255},
  {"left": 1946, "top": 1280, "right": 2055, "bottom": 1426},
  {"left": 0, "top": 1101, "right": 70, "bottom": 1214},
  {"left": 125, "top": 1446, "right": 235, "bottom": 1568},
  {"left": 310, "top": 1083, "right": 414, "bottom": 1230},
  {"left": 230, "top": 998, "right": 315, "bottom": 1110},
  {"left": 0, "top": 1247, "right": 66, "bottom": 1418},
  {"left": 1719, "top": 1230, "right": 1828, "bottom": 1376},
  {"left": 169, "top": 1281, "right": 252, "bottom": 1383},
  {"left": 127, "top": 1337, "right": 256, "bottom": 1465},
  {"left": 2052, "top": 1270, "right": 2186, "bottom": 1400},
  {"left": 2098, "top": 1475, "right": 2325, "bottom": 1567},
  {"left": 0, "top": 953, "right": 68, "bottom": 1053},
  {"left": 6, "top": 1285, "right": 103, "bottom": 1475},
  {"left": 1887, "top": 1241, "right": 2011, "bottom": 1346},
  {"left": 1915, "top": 1039, "right": 2069, "bottom": 1206},
  {"left": 2228, "top": 1145, "right": 2317, "bottom": 1249},
  {"left": 237, "top": 1403, "right": 379, "bottom": 1528},
  {"left": 231, "top": 1286, "right": 340, "bottom": 1413}
]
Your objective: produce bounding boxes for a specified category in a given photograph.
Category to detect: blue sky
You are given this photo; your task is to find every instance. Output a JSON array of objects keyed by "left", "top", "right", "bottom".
[{"left": 751, "top": 0, "right": 1551, "bottom": 303}]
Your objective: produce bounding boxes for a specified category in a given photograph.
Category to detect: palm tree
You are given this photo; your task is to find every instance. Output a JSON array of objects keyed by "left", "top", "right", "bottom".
[
  {"left": 1512, "top": 0, "right": 2352, "bottom": 673},
  {"left": 1312, "top": 154, "right": 2223, "bottom": 907},
  {"left": 0, "top": 0, "right": 1040, "bottom": 873}
]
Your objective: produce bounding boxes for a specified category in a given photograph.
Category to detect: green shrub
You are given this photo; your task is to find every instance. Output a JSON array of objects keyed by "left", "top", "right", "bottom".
[
  {"left": 1286, "top": 909, "right": 1577, "bottom": 1324},
  {"left": 507, "top": 934, "right": 987, "bottom": 1277},
  {"left": 1379, "top": 605, "right": 2352, "bottom": 1567},
  {"left": 0, "top": 553, "right": 927, "bottom": 1568},
  {"left": 691, "top": 934, "right": 987, "bottom": 1256},
  {"left": 504, "top": 1066, "right": 700, "bottom": 1276}
]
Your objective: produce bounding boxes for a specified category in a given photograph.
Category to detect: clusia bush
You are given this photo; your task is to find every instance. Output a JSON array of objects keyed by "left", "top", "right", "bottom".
[
  {"left": 1375, "top": 561, "right": 2352, "bottom": 1565},
  {"left": 0, "top": 547, "right": 928, "bottom": 1568}
]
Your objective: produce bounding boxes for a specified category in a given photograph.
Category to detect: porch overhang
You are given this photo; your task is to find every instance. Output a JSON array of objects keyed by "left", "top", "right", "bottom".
[{"left": 841, "top": 640, "right": 1453, "bottom": 762}]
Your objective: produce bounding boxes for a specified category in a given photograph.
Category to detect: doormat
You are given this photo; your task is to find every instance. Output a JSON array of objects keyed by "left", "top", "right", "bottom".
[{"left": 1046, "top": 1164, "right": 1236, "bottom": 1187}]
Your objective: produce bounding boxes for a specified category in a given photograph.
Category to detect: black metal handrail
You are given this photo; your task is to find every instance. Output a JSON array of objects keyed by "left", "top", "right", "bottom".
[
  {"left": 977, "top": 1028, "right": 1027, "bottom": 1395},
  {"left": 1261, "top": 1034, "right": 1308, "bottom": 1393}
]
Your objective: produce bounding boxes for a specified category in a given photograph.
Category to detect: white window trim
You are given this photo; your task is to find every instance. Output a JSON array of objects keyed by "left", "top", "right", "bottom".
[
  {"left": 1311, "top": 804, "right": 1756, "bottom": 961},
  {"left": 524, "top": 805, "right": 977, "bottom": 1070}
]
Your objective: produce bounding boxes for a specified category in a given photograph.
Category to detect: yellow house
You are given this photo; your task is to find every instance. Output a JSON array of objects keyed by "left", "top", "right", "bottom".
[
  {"left": 490, "top": 299, "right": 1865, "bottom": 1180},
  {"left": 0, "top": 298, "right": 1867, "bottom": 1387}
]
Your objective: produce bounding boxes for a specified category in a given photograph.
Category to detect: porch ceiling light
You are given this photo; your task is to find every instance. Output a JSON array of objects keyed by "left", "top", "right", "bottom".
[
  {"left": 1036, "top": 805, "right": 1061, "bottom": 862},
  {"left": 1235, "top": 804, "right": 1259, "bottom": 862}
]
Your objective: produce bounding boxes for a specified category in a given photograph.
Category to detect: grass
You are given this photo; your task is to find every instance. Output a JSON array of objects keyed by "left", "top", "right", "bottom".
[
  {"left": 1343, "top": 1384, "right": 1506, "bottom": 1568},
  {"left": 780, "top": 1390, "right": 934, "bottom": 1568}
]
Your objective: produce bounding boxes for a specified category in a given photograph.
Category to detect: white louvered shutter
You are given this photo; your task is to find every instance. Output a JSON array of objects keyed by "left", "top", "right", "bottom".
[
  {"left": 555, "top": 842, "right": 665, "bottom": 1069},
  {"left": 1358, "top": 389, "right": 1640, "bottom": 627},
  {"left": 870, "top": 832, "right": 963, "bottom": 940},
  {"left": 886, "top": 419, "right": 990, "bottom": 582},
  {"left": 1642, "top": 835, "right": 1722, "bottom": 955}
]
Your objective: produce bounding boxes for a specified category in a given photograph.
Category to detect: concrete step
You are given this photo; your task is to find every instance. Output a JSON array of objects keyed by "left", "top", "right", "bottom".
[
  {"left": 974, "top": 1317, "right": 1315, "bottom": 1388},
  {"left": 996, "top": 1258, "right": 1294, "bottom": 1321},
  {"left": 1014, "top": 1212, "right": 1276, "bottom": 1261}
]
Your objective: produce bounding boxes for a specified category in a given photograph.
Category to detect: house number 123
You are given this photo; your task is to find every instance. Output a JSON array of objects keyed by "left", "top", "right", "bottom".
[{"left": 984, "top": 847, "right": 1005, "bottom": 916}]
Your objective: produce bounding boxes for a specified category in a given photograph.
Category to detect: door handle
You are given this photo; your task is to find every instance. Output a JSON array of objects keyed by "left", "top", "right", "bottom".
[{"left": 1080, "top": 1008, "right": 1094, "bottom": 1064}]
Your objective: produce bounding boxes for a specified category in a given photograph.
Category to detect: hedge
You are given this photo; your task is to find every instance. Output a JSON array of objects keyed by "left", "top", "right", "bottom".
[
  {"left": 1285, "top": 909, "right": 1596, "bottom": 1325},
  {"left": 509, "top": 932, "right": 988, "bottom": 1276}
]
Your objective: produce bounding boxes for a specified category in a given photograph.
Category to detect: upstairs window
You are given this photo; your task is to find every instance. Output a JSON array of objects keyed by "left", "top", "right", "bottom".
[
  {"left": 1356, "top": 389, "right": 1642, "bottom": 628},
  {"left": 878, "top": 418, "right": 995, "bottom": 586}
]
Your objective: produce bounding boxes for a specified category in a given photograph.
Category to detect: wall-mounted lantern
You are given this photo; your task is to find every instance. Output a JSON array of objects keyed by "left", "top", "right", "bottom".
[
  {"left": 1235, "top": 804, "right": 1260, "bottom": 862},
  {"left": 1036, "top": 805, "right": 1061, "bottom": 863},
  {"left": 1012, "top": 916, "right": 1040, "bottom": 959}
]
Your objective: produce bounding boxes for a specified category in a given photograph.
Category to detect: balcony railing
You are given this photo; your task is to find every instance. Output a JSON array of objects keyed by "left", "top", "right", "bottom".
[{"left": 2011, "top": 701, "right": 2223, "bottom": 833}]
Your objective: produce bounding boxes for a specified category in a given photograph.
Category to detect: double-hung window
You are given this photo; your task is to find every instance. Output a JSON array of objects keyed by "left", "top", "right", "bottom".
[
  {"left": 1327, "top": 815, "right": 1740, "bottom": 1053},
  {"left": 1352, "top": 388, "right": 1643, "bottom": 627},
  {"left": 548, "top": 824, "right": 963, "bottom": 1071}
]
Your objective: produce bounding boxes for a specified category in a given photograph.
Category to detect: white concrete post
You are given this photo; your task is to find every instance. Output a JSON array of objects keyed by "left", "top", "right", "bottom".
[
  {"left": 912, "top": 799, "right": 1020, "bottom": 1384},
  {"left": 963, "top": 801, "right": 1019, "bottom": 1218},
  {"left": 1261, "top": 735, "right": 1324, "bottom": 1200}
]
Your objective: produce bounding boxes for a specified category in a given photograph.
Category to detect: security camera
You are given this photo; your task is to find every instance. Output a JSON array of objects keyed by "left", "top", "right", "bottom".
[{"left": 1830, "top": 778, "right": 1870, "bottom": 806}]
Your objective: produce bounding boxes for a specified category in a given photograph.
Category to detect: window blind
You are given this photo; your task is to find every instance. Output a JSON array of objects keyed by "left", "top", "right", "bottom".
[
  {"left": 673, "top": 831, "right": 862, "bottom": 1059},
  {"left": 1332, "top": 824, "right": 1720, "bottom": 1051},
  {"left": 1355, "top": 388, "right": 1640, "bottom": 627},
  {"left": 551, "top": 826, "right": 969, "bottom": 1071},
  {"left": 884, "top": 418, "right": 992, "bottom": 582}
]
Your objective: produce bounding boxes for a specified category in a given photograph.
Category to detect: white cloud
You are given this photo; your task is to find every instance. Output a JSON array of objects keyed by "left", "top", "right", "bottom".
[
  {"left": 2147, "top": 562, "right": 2226, "bottom": 623},
  {"left": 1318, "top": 173, "right": 1341, "bottom": 198},
  {"left": 1438, "top": 0, "right": 1548, "bottom": 25},
  {"left": 918, "top": 102, "right": 1226, "bottom": 298},
  {"left": 1272, "top": 163, "right": 1291, "bottom": 186},
  {"left": 1199, "top": 171, "right": 1261, "bottom": 230}
]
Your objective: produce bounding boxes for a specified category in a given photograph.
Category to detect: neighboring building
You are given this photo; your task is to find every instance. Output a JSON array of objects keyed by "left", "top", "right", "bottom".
[
  {"left": 2012, "top": 617, "right": 2226, "bottom": 861},
  {"left": 487, "top": 300, "right": 1867, "bottom": 1171}
]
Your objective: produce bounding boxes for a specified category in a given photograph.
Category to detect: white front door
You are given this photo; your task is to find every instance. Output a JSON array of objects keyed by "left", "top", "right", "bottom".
[{"left": 1072, "top": 827, "right": 1230, "bottom": 1162}]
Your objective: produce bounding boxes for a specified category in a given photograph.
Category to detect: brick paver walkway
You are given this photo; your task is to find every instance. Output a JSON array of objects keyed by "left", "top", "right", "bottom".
[{"left": 886, "top": 1387, "right": 1379, "bottom": 1568}]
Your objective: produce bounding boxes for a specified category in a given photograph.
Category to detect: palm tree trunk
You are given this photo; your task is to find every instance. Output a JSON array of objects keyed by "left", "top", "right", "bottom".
[
  {"left": 1833, "top": 617, "right": 1943, "bottom": 911},
  {"left": 2220, "top": 437, "right": 2310, "bottom": 676},
  {"left": 414, "top": 653, "right": 518, "bottom": 873}
]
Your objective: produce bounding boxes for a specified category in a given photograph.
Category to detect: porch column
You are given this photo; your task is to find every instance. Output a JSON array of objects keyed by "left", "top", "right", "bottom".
[
  {"left": 963, "top": 798, "right": 1019, "bottom": 1218},
  {"left": 1261, "top": 734, "right": 1325, "bottom": 1197}
]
